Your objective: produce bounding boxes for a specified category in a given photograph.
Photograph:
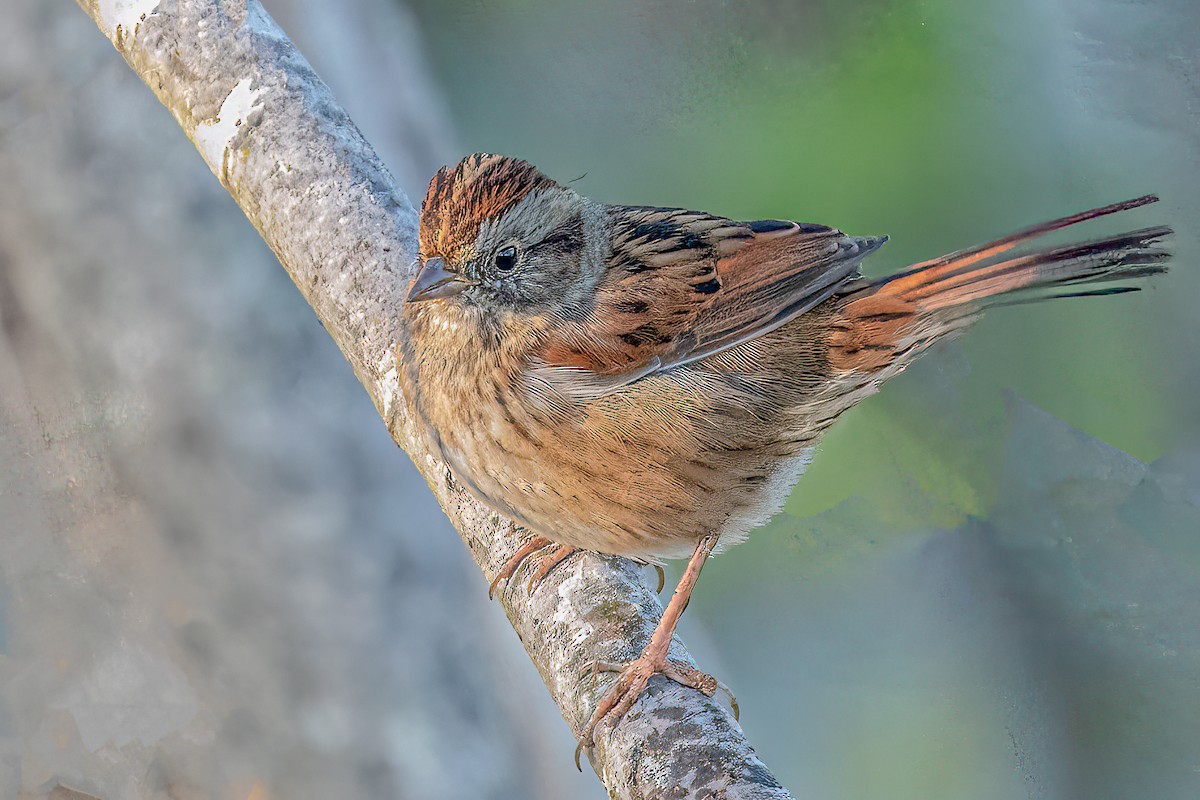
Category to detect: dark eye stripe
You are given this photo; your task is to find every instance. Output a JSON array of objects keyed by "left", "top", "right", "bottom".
[{"left": 534, "top": 216, "right": 585, "bottom": 253}]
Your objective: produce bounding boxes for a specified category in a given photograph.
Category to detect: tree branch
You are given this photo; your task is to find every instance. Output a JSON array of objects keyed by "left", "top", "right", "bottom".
[{"left": 74, "top": 1, "right": 793, "bottom": 795}]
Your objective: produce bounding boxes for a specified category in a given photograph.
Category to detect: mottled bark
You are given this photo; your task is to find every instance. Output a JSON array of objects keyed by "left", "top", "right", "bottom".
[{"left": 73, "top": 0, "right": 793, "bottom": 795}]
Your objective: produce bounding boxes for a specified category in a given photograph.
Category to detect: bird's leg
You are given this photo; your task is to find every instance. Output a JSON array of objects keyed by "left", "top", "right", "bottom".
[
  {"left": 488, "top": 535, "right": 582, "bottom": 600},
  {"left": 575, "top": 532, "right": 732, "bottom": 770}
]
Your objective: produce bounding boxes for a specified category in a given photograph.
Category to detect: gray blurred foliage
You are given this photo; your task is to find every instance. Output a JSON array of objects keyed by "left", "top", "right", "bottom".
[{"left": 0, "top": 1, "right": 596, "bottom": 799}]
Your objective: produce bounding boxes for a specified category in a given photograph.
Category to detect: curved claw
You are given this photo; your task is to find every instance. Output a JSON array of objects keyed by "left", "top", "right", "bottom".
[
  {"left": 486, "top": 573, "right": 505, "bottom": 602},
  {"left": 653, "top": 564, "right": 666, "bottom": 594},
  {"left": 488, "top": 535, "right": 551, "bottom": 600},
  {"left": 660, "top": 661, "right": 738, "bottom": 720}
]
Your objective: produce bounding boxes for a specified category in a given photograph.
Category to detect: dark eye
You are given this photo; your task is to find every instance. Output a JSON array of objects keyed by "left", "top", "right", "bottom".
[{"left": 494, "top": 245, "right": 518, "bottom": 272}]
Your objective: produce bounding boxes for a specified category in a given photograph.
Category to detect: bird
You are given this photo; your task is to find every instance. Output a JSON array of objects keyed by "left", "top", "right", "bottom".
[{"left": 399, "top": 152, "right": 1171, "bottom": 766}]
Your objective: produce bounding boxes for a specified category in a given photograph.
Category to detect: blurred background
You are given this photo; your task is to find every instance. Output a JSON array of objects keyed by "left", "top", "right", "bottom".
[{"left": 1, "top": 0, "right": 1197, "bottom": 798}]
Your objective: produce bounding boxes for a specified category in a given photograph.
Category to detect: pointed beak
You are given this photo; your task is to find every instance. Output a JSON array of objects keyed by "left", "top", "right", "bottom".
[{"left": 407, "top": 257, "right": 471, "bottom": 302}]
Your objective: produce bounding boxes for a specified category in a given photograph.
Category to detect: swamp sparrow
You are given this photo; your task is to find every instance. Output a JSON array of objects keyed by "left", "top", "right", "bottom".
[{"left": 400, "top": 153, "right": 1170, "bottom": 765}]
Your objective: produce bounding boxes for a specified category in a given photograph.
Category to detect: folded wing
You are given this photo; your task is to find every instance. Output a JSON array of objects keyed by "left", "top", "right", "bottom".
[{"left": 533, "top": 205, "right": 885, "bottom": 396}]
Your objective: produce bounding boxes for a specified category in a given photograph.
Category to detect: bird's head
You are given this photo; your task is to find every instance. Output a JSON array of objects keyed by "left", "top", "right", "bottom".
[{"left": 409, "top": 153, "right": 599, "bottom": 318}]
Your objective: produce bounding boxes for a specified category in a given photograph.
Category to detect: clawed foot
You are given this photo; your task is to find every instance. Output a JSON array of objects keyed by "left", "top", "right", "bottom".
[
  {"left": 650, "top": 564, "right": 666, "bottom": 594},
  {"left": 488, "top": 537, "right": 581, "bottom": 600},
  {"left": 574, "top": 654, "right": 738, "bottom": 770},
  {"left": 488, "top": 538, "right": 666, "bottom": 600}
]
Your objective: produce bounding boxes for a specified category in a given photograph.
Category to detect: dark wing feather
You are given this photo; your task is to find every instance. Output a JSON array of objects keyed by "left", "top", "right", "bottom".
[{"left": 532, "top": 206, "right": 885, "bottom": 396}]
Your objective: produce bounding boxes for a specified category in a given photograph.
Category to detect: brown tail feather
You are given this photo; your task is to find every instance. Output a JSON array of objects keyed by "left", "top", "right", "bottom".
[
  {"left": 828, "top": 196, "right": 1172, "bottom": 372},
  {"left": 874, "top": 194, "right": 1162, "bottom": 295}
]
